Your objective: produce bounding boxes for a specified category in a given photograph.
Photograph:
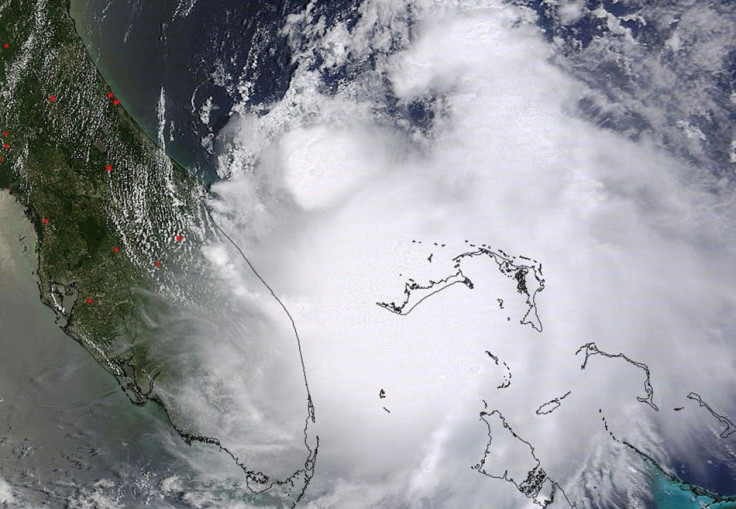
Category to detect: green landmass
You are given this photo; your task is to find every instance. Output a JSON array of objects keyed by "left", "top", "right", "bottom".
[{"left": 0, "top": 0, "right": 210, "bottom": 401}]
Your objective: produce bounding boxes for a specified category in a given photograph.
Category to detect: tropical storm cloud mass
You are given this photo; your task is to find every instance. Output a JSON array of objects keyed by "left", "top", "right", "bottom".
[
  {"left": 2, "top": 0, "right": 736, "bottom": 507},
  {"left": 199, "top": 0, "right": 736, "bottom": 507}
]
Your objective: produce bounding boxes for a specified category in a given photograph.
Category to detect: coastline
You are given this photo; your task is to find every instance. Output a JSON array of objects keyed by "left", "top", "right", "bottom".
[
  {"left": 66, "top": 0, "right": 164, "bottom": 161},
  {"left": 0, "top": 190, "right": 194, "bottom": 506},
  {"left": 0, "top": 190, "right": 37, "bottom": 288},
  {"left": 67, "top": 0, "right": 212, "bottom": 180}
]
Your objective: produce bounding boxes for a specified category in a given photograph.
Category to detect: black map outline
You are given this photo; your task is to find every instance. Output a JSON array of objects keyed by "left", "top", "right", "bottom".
[
  {"left": 117, "top": 221, "right": 319, "bottom": 506},
  {"left": 576, "top": 342, "right": 658, "bottom": 411},
  {"left": 597, "top": 408, "right": 736, "bottom": 506},
  {"left": 687, "top": 392, "right": 736, "bottom": 439},
  {"left": 376, "top": 270, "right": 473, "bottom": 316},
  {"left": 535, "top": 391, "right": 572, "bottom": 416},
  {"left": 486, "top": 350, "right": 512, "bottom": 389},
  {"left": 377, "top": 242, "right": 546, "bottom": 332},
  {"left": 475, "top": 408, "right": 575, "bottom": 508}
]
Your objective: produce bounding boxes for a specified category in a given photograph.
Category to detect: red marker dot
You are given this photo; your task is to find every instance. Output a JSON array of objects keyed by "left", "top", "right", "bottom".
[
  {"left": 113, "top": 99, "right": 120, "bottom": 105},
  {"left": 106, "top": 93, "right": 114, "bottom": 99},
  {"left": 175, "top": 235, "right": 183, "bottom": 242},
  {"left": 86, "top": 298, "right": 93, "bottom": 304},
  {"left": 0, "top": 157, "right": 4, "bottom": 163},
  {"left": 154, "top": 261, "right": 161, "bottom": 267},
  {"left": 113, "top": 246, "right": 119, "bottom": 253},
  {"left": 105, "top": 164, "right": 112, "bottom": 172},
  {"left": 3, "top": 144, "right": 8, "bottom": 149},
  {"left": 3, "top": 43, "right": 8, "bottom": 49},
  {"left": 49, "top": 95, "right": 56, "bottom": 103},
  {"left": 3, "top": 131, "right": 8, "bottom": 137},
  {"left": 42, "top": 217, "right": 48, "bottom": 224}
]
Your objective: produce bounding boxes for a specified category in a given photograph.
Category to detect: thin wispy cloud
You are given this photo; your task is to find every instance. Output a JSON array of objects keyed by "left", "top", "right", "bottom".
[{"left": 141, "top": 0, "right": 736, "bottom": 506}]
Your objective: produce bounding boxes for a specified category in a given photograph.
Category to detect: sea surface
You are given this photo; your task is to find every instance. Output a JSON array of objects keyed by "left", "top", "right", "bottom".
[
  {"left": 21, "top": 2, "right": 736, "bottom": 507},
  {"left": 0, "top": 191, "right": 199, "bottom": 507},
  {"left": 68, "top": 0, "right": 304, "bottom": 184}
]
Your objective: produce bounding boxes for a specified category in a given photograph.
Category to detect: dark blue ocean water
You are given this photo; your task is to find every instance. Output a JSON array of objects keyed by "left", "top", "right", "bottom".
[
  {"left": 69, "top": 0, "right": 309, "bottom": 184},
  {"left": 65, "top": 1, "right": 736, "bottom": 506},
  {"left": 652, "top": 467, "right": 736, "bottom": 509}
]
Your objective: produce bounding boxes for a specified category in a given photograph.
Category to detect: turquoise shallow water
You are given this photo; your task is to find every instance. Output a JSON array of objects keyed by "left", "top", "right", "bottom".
[
  {"left": 652, "top": 465, "right": 736, "bottom": 509},
  {"left": 45, "top": 3, "right": 736, "bottom": 507}
]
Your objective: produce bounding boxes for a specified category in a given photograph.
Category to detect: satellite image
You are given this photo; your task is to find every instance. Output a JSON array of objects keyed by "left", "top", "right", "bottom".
[{"left": 0, "top": 0, "right": 735, "bottom": 507}]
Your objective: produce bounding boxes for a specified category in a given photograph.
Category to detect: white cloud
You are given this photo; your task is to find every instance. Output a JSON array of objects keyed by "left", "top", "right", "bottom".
[
  {"left": 558, "top": 1, "right": 586, "bottom": 26},
  {"left": 184, "top": 0, "right": 736, "bottom": 506},
  {"left": 0, "top": 477, "right": 14, "bottom": 505},
  {"left": 278, "top": 123, "right": 398, "bottom": 210}
]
